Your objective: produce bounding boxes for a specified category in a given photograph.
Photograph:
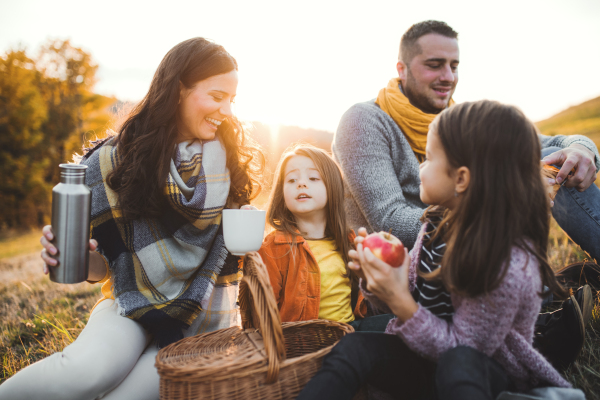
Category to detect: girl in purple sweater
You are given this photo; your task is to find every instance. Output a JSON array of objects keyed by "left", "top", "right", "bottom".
[{"left": 298, "top": 100, "right": 572, "bottom": 400}]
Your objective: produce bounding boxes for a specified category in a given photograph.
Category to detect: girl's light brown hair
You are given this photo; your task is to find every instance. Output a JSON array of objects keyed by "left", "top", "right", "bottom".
[
  {"left": 267, "top": 144, "right": 354, "bottom": 271},
  {"left": 423, "top": 100, "right": 567, "bottom": 299}
]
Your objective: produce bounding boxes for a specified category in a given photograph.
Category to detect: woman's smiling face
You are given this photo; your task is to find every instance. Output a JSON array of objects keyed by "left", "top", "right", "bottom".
[{"left": 176, "top": 69, "right": 238, "bottom": 142}]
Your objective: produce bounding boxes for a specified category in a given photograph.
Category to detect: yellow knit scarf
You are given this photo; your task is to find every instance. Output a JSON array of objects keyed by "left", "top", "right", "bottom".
[{"left": 376, "top": 77, "right": 454, "bottom": 162}]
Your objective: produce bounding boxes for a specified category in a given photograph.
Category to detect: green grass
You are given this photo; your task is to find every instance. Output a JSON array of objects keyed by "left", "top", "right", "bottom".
[
  {"left": 546, "top": 218, "right": 600, "bottom": 398},
  {"left": 0, "top": 222, "right": 598, "bottom": 398},
  {"left": 563, "top": 308, "right": 600, "bottom": 397},
  {"left": 0, "top": 230, "right": 42, "bottom": 260},
  {"left": 0, "top": 272, "right": 100, "bottom": 382}
]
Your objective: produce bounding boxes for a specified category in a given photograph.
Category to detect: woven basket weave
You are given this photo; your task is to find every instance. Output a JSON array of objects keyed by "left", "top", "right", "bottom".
[{"left": 156, "top": 251, "right": 354, "bottom": 400}]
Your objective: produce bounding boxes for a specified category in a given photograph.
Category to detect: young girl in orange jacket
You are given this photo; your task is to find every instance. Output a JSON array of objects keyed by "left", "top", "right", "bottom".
[{"left": 256, "top": 144, "right": 391, "bottom": 331}]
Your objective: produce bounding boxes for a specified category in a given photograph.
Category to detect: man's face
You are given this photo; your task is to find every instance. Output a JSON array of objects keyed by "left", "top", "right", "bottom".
[{"left": 398, "top": 33, "right": 459, "bottom": 114}]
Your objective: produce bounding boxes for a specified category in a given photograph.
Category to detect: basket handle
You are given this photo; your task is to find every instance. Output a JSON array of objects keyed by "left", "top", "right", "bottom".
[{"left": 239, "top": 252, "right": 286, "bottom": 383}]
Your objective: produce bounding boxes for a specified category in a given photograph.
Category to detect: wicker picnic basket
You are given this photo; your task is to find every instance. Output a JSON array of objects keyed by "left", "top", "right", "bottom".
[{"left": 156, "top": 251, "right": 354, "bottom": 400}]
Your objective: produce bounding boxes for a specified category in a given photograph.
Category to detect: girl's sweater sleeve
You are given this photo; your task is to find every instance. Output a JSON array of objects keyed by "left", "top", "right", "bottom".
[{"left": 388, "top": 246, "right": 531, "bottom": 360}]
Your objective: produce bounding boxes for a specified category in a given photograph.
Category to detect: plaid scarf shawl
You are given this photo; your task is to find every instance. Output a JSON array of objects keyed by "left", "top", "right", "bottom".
[{"left": 82, "top": 137, "right": 239, "bottom": 346}]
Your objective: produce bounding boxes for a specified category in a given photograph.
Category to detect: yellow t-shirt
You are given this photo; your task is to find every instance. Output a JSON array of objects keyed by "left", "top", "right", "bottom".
[{"left": 307, "top": 239, "right": 354, "bottom": 324}]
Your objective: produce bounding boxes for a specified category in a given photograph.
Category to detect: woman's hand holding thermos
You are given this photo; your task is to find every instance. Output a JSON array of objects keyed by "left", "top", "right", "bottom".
[
  {"left": 40, "top": 225, "right": 96, "bottom": 273},
  {"left": 40, "top": 226, "right": 107, "bottom": 282}
]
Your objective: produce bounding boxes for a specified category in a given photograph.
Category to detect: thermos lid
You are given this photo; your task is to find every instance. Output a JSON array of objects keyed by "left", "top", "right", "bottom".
[
  {"left": 59, "top": 163, "right": 87, "bottom": 172},
  {"left": 59, "top": 163, "right": 87, "bottom": 180}
]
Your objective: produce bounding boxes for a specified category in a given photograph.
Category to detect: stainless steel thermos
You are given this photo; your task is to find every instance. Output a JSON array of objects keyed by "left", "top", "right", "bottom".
[{"left": 50, "top": 164, "right": 91, "bottom": 283}]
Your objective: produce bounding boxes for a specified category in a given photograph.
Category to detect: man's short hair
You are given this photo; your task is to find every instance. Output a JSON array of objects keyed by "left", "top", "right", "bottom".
[{"left": 399, "top": 20, "right": 458, "bottom": 64}]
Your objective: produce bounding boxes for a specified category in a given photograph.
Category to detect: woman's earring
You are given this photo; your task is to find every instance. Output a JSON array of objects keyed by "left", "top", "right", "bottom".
[{"left": 454, "top": 191, "right": 458, "bottom": 197}]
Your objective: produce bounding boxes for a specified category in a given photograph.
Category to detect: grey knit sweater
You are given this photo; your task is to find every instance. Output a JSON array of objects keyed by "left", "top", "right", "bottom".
[{"left": 332, "top": 100, "right": 600, "bottom": 250}]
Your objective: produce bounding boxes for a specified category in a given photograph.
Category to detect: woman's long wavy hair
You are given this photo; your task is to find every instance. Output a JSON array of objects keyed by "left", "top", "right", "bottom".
[
  {"left": 422, "top": 100, "right": 567, "bottom": 299},
  {"left": 106, "top": 38, "right": 263, "bottom": 221},
  {"left": 267, "top": 144, "right": 354, "bottom": 275}
]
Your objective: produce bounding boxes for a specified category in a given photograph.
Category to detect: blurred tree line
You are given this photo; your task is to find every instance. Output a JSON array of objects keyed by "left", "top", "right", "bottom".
[{"left": 0, "top": 40, "right": 114, "bottom": 230}]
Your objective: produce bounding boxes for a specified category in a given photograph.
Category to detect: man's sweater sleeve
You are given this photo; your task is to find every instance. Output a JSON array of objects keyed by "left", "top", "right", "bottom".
[
  {"left": 539, "top": 133, "right": 600, "bottom": 172},
  {"left": 333, "top": 103, "right": 425, "bottom": 247}
]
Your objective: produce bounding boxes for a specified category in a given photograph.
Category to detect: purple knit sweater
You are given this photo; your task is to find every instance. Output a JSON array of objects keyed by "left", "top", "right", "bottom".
[{"left": 362, "top": 223, "right": 570, "bottom": 391}]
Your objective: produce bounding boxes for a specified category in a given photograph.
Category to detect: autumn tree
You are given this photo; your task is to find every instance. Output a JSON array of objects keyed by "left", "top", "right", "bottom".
[{"left": 0, "top": 40, "right": 114, "bottom": 229}]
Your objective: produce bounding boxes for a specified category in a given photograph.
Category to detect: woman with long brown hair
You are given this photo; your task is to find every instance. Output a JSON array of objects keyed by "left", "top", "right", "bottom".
[{"left": 0, "top": 37, "right": 263, "bottom": 400}]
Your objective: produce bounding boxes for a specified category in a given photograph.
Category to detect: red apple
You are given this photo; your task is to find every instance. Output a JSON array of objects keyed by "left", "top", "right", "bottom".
[{"left": 362, "top": 231, "right": 405, "bottom": 268}]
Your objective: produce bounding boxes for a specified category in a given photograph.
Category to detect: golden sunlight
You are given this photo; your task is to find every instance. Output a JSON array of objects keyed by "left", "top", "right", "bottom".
[{"left": 268, "top": 123, "right": 280, "bottom": 147}]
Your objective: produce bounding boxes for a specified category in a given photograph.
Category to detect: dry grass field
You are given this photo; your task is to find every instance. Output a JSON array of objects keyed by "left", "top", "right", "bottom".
[{"left": 0, "top": 219, "right": 599, "bottom": 398}]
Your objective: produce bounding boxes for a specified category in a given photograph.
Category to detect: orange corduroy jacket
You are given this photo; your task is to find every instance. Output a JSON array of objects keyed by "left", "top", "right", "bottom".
[{"left": 251, "top": 230, "right": 368, "bottom": 323}]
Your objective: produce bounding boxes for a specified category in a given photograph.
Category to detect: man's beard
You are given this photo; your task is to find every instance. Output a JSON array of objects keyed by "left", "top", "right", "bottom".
[{"left": 403, "top": 69, "right": 449, "bottom": 115}]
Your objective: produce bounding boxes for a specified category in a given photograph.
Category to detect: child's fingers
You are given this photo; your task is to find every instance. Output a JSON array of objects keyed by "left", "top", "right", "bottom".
[
  {"left": 354, "top": 232, "right": 366, "bottom": 246},
  {"left": 399, "top": 249, "right": 411, "bottom": 280},
  {"left": 362, "top": 247, "right": 391, "bottom": 287},
  {"left": 363, "top": 247, "right": 375, "bottom": 263},
  {"left": 363, "top": 247, "right": 392, "bottom": 272},
  {"left": 89, "top": 239, "right": 98, "bottom": 251},
  {"left": 356, "top": 243, "right": 373, "bottom": 282},
  {"left": 349, "top": 253, "right": 367, "bottom": 280},
  {"left": 357, "top": 227, "right": 368, "bottom": 238},
  {"left": 348, "top": 261, "right": 366, "bottom": 281},
  {"left": 356, "top": 243, "right": 366, "bottom": 266},
  {"left": 401, "top": 248, "right": 410, "bottom": 269}
]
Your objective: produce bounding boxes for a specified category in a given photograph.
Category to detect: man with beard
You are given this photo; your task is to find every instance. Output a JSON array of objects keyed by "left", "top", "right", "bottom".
[{"left": 333, "top": 20, "right": 600, "bottom": 262}]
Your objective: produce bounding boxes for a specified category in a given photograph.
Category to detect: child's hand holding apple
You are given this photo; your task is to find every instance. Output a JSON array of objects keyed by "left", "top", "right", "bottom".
[{"left": 349, "top": 228, "right": 418, "bottom": 322}]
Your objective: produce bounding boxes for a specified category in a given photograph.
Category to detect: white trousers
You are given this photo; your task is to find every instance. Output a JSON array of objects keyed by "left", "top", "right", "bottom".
[{"left": 0, "top": 300, "right": 160, "bottom": 400}]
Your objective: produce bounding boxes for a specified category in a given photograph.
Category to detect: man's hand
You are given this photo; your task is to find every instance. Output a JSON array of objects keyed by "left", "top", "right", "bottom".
[{"left": 543, "top": 144, "right": 597, "bottom": 191}]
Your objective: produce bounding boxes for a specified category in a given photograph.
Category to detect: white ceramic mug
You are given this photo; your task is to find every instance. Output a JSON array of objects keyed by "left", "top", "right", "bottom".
[{"left": 222, "top": 209, "right": 266, "bottom": 256}]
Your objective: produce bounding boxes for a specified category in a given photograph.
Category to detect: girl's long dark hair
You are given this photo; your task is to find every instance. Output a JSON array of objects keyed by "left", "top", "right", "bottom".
[
  {"left": 105, "top": 38, "right": 263, "bottom": 221},
  {"left": 424, "top": 100, "right": 567, "bottom": 299},
  {"left": 267, "top": 144, "right": 354, "bottom": 273}
]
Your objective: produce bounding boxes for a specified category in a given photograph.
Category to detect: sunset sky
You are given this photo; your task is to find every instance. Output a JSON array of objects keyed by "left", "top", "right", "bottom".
[{"left": 1, "top": 0, "right": 599, "bottom": 132}]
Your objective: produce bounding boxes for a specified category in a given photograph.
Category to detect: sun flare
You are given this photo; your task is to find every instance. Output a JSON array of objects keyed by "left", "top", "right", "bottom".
[{"left": 268, "top": 123, "right": 280, "bottom": 146}]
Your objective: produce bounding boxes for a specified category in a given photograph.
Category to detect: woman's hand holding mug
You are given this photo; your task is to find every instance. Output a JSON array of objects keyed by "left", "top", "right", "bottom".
[{"left": 222, "top": 206, "right": 266, "bottom": 256}]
